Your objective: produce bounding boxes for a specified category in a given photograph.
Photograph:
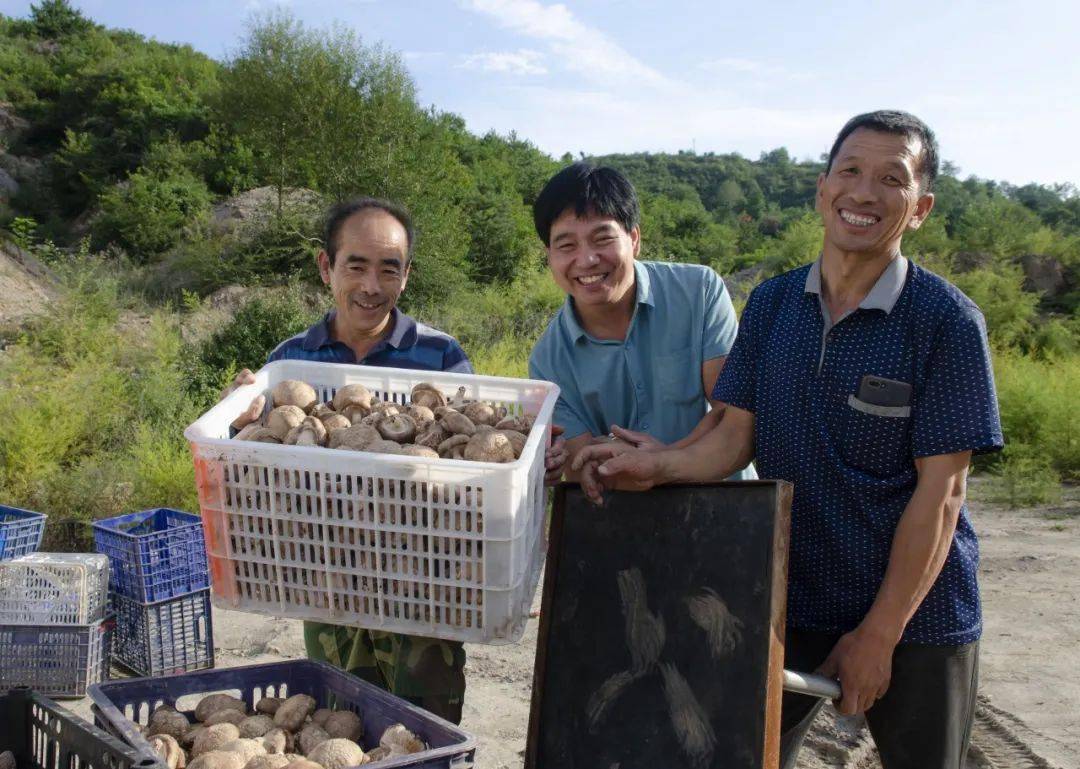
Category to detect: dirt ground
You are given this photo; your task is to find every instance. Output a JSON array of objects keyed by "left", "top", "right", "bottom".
[{"left": 68, "top": 482, "right": 1080, "bottom": 768}]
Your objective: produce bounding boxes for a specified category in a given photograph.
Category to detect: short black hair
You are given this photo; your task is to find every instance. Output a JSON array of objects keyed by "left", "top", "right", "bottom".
[
  {"left": 323, "top": 197, "right": 415, "bottom": 265},
  {"left": 533, "top": 162, "right": 640, "bottom": 246},
  {"left": 826, "top": 110, "right": 940, "bottom": 192}
]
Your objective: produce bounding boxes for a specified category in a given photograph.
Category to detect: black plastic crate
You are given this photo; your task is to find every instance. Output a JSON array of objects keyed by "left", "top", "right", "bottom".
[
  {"left": 0, "top": 686, "right": 163, "bottom": 769},
  {"left": 89, "top": 660, "right": 476, "bottom": 769},
  {"left": 0, "top": 619, "right": 112, "bottom": 698},
  {"left": 111, "top": 589, "right": 214, "bottom": 677}
]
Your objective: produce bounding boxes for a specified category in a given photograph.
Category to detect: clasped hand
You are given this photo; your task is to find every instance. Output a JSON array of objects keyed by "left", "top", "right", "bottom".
[{"left": 570, "top": 425, "right": 667, "bottom": 505}]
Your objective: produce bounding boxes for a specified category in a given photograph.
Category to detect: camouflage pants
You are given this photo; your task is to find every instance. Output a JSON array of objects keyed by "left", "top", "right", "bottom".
[{"left": 304, "top": 621, "right": 466, "bottom": 725}]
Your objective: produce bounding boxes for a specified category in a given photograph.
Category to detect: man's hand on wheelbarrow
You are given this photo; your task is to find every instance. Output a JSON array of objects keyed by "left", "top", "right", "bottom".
[{"left": 817, "top": 626, "right": 895, "bottom": 715}]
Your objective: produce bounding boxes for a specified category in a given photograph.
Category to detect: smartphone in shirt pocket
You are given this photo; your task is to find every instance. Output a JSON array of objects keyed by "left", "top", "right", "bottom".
[{"left": 848, "top": 375, "right": 912, "bottom": 418}]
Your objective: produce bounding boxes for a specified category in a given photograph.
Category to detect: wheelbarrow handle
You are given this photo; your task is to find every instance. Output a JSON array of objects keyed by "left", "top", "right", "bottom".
[{"left": 782, "top": 669, "right": 842, "bottom": 700}]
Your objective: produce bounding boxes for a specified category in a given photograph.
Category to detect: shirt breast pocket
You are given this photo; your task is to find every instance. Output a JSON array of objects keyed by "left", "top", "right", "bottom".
[
  {"left": 840, "top": 394, "right": 912, "bottom": 476},
  {"left": 656, "top": 348, "right": 702, "bottom": 405}
]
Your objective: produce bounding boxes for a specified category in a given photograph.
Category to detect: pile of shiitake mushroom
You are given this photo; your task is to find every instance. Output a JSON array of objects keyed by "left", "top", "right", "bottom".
[
  {"left": 234, "top": 380, "right": 535, "bottom": 464},
  {"left": 143, "top": 692, "right": 424, "bottom": 769}
]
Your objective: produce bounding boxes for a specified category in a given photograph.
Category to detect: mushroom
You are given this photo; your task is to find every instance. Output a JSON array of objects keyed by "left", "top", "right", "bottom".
[
  {"left": 462, "top": 401, "right": 497, "bottom": 426},
  {"left": 195, "top": 695, "right": 247, "bottom": 723},
  {"left": 261, "top": 729, "right": 292, "bottom": 755},
  {"left": 327, "top": 423, "right": 381, "bottom": 451},
  {"left": 285, "top": 416, "right": 327, "bottom": 447},
  {"left": 320, "top": 413, "right": 351, "bottom": 433},
  {"left": 414, "top": 422, "right": 447, "bottom": 450},
  {"left": 255, "top": 698, "right": 283, "bottom": 716},
  {"left": 192, "top": 724, "right": 241, "bottom": 757},
  {"left": 234, "top": 422, "right": 265, "bottom": 442},
  {"left": 356, "top": 411, "right": 383, "bottom": 427},
  {"left": 410, "top": 383, "right": 446, "bottom": 409},
  {"left": 310, "top": 710, "right": 334, "bottom": 728},
  {"left": 405, "top": 404, "right": 435, "bottom": 426},
  {"left": 267, "top": 406, "right": 306, "bottom": 441},
  {"left": 365, "top": 439, "right": 404, "bottom": 455},
  {"left": 441, "top": 411, "right": 476, "bottom": 436},
  {"left": 238, "top": 716, "right": 276, "bottom": 739},
  {"left": 322, "top": 712, "right": 363, "bottom": 742},
  {"left": 219, "top": 739, "right": 266, "bottom": 764},
  {"left": 309, "top": 403, "right": 335, "bottom": 421},
  {"left": 464, "top": 431, "right": 515, "bottom": 463},
  {"left": 400, "top": 444, "right": 439, "bottom": 459},
  {"left": 448, "top": 386, "right": 470, "bottom": 409},
  {"left": 297, "top": 724, "right": 329, "bottom": 756},
  {"left": 148, "top": 705, "right": 191, "bottom": 741},
  {"left": 272, "top": 694, "right": 316, "bottom": 733},
  {"left": 494, "top": 415, "right": 530, "bottom": 433},
  {"left": 148, "top": 734, "right": 186, "bottom": 769},
  {"left": 378, "top": 413, "right": 416, "bottom": 443},
  {"left": 307, "top": 740, "right": 366, "bottom": 769},
  {"left": 331, "top": 384, "right": 373, "bottom": 414},
  {"left": 188, "top": 752, "right": 245, "bottom": 769},
  {"left": 380, "top": 724, "right": 425, "bottom": 755},
  {"left": 437, "top": 434, "right": 470, "bottom": 459},
  {"left": 240, "top": 427, "right": 281, "bottom": 444},
  {"left": 245, "top": 756, "right": 290, "bottom": 769},
  {"left": 204, "top": 709, "right": 247, "bottom": 727},
  {"left": 370, "top": 401, "right": 400, "bottom": 419},
  {"left": 498, "top": 429, "right": 528, "bottom": 458},
  {"left": 272, "top": 381, "right": 318, "bottom": 413}
]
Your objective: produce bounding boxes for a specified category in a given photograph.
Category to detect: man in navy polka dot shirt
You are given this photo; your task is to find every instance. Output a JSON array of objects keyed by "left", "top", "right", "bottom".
[{"left": 573, "top": 110, "right": 1003, "bottom": 769}]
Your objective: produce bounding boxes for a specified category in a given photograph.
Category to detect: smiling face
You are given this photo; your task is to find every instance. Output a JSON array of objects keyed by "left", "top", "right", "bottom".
[
  {"left": 317, "top": 208, "right": 410, "bottom": 336},
  {"left": 816, "top": 127, "right": 935, "bottom": 259},
  {"left": 546, "top": 207, "right": 639, "bottom": 312}
]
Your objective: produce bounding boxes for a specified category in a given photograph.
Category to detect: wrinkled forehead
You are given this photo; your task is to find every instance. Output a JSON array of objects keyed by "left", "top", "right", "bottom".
[
  {"left": 335, "top": 209, "right": 409, "bottom": 255},
  {"left": 835, "top": 128, "right": 925, "bottom": 172},
  {"left": 549, "top": 206, "right": 630, "bottom": 240}
]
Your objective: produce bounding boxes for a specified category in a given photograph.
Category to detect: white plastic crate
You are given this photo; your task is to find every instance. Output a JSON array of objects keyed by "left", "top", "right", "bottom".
[
  {"left": 184, "top": 360, "right": 558, "bottom": 644},
  {"left": 0, "top": 553, "right": 110, "bottom": 624}
]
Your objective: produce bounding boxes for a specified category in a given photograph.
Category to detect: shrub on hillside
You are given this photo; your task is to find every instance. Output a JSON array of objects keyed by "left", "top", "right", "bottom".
[
  {"left": 94, "top": 167, "right": 212, "bottom": 258},
  {"left": 182, "top": 284, "right": 320, "bottom": 408}
]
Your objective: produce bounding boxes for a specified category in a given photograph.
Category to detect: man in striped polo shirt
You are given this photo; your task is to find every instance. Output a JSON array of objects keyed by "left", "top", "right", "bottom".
[{"left": 226, "top": 197, "right": 471, "bottom": 723}]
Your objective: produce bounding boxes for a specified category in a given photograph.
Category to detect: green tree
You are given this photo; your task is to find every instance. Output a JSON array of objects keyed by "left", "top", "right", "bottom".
[{"left": 29, "top": 0, "right": 93, "bottom": 38}]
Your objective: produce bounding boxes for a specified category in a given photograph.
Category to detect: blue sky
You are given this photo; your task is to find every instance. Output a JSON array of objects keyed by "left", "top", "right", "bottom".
[{"left": 4, "top": 0, "right": 1078, "bottom": 186}]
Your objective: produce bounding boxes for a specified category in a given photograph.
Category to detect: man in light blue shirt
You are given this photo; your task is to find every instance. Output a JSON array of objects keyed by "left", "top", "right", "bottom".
[{"left": 528, "top": 162, "right": 755, "bottom": 481}]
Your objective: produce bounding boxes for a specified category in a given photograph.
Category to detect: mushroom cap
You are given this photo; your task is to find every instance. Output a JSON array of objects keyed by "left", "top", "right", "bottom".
[
  {"left": 494, "top": 415, "right": 531, "bottom": 433},
  {"left": 410, "top": 383, "right": 446, "bottom": 409},
  {"left": 242, "top": 427, "right": 281, "bottom": 444},
  {"left": 365, "top": 439, "right": 404, "bottom": 454},
  {"left": 437, "top": 434, "right": 470, "bottom": 459},
  {"left": 462, "top": 401, "right": 497, "bottom": 426},
  {"left": 441, "top": 411, "right": 477, "bottom": 436},
  {"left": 464, "top": 431, "right": 515, "bottom": 463},
  {"left": 371, "top": 401, "right": 400, "bottom": 418},
  {"left": 414, "top": 422, "right": 447, "bottom": 450},
  {"left": 497, "top": 429, "right": 527, "bottom": 458},
  {"left": 267, "top": 405, "right": 306, "bottom": 440},
  {"left": 285, "top": 416, "right": 328, "bottom": 447},
  {"left": 272, "top": 381, "right": 318, "bottom": 413},
  {"left": 378, "top": 413, "right": 417, "bottom": 443},
  {"left": 309, "top": 403, "right": 335, "bottom": 420},
  {"left": 328, "top": 423, "right": 381, "bottom": 450},
  {"left": 400, "top": 444, "right": 439, "bottom": 458},
  {"left": 331, "top": 384, "right": 373, "bottom": 413},
  {"left": 320, "top": 413, "right": 351, "bottom": 432},
  {"left": 405, "top": 404, "right": 435, "bottom": 426}
]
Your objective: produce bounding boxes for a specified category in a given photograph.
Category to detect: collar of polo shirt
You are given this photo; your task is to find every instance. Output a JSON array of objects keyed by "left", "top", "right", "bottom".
[{"left": 804, "top": 254, "right": 909, "bottom": 315}]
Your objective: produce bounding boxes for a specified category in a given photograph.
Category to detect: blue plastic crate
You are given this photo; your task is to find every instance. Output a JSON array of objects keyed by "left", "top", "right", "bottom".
[
  {"left": 0, "top": 504, "right": 47, "bottom": 561},
  {"left": 89, "top": 659, "right": 477, "bottom": 769},
  {"left": 0, "top": 617, "right": 113, "bottom": 698},
  {"left": 92, "top": 508, "right": 208, "bottom": 602},
  {"left": 1, "top": 686, "right": 164, "bottom": 769},
  {"left": 111, "top": 589, "right": 214, "bottom": 677}
]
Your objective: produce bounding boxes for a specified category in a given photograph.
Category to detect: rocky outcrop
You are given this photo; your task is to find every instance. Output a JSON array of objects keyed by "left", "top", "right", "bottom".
[
  {"left": 1019, "top": 254, "right": 1070, "bottom": 299},
  {"left": 952, "top": 251, "right": 994, "bottom": 273},
  {"left": 210, "top": 187, "right": 323, "bottom": 236}
]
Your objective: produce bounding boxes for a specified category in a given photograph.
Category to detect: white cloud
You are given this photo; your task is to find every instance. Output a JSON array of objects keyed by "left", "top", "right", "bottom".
[
  {"left": 698, "top": 57, "right": 813, "bottom": 83},
  {"left": 461, "top": 0, "right": 668, "bottom": 88},
  {"left": 459, "top": 49, "right": 547, "bottom": 75}
]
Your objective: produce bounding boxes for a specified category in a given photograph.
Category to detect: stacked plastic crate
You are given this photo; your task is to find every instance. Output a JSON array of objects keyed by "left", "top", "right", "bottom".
[
  {"left": 93, "top": 508, "right": 215, "bottom": 676},
  {"left": 1, "top": 504, "right": 114, "bottom": 697}
]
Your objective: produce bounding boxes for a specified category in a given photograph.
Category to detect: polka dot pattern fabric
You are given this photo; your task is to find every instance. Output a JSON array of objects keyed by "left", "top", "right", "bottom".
[{"left": 714, "top": 261, "right": 1003, "bottom": 645}]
